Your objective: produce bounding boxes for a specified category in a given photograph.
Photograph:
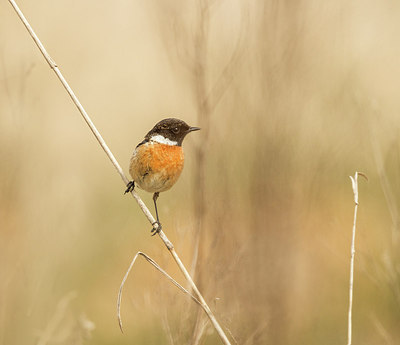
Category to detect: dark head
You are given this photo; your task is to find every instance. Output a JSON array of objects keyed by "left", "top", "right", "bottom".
[{"left": 145, "top": 118, "right": 200, "bottom": 146}]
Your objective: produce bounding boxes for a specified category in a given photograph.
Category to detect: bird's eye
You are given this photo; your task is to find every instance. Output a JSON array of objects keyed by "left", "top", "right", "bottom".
[{"left": 172, "top": 127, "right": 180, "bottom": 134}]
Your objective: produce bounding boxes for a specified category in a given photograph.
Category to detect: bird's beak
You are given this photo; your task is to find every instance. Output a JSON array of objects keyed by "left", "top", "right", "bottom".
[{"left": 188, "top": 126, "right": 201, "bottom": 132}]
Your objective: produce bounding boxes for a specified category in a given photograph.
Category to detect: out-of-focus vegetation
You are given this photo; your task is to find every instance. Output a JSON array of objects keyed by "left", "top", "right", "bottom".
[{"left": 2, "top": 1, "right": 400, "bottom": 344}]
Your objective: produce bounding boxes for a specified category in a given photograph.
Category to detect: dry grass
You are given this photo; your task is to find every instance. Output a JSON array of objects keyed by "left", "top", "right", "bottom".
[{"left": 2, "top": 0, "right": 400, "bottom": 344}]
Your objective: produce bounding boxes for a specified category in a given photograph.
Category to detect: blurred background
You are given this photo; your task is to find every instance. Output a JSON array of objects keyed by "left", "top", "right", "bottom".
[{"left": 1, "top": 0, "right": 400, "bottom": 344}]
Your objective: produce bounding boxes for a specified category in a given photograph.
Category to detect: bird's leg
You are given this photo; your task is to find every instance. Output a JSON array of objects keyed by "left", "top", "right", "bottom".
[
  {"left": 151, "top": 192, "right": 162, "bottom": 235},
  {"left": 124, "top": 181, "right": 135, "bottom": 194}
]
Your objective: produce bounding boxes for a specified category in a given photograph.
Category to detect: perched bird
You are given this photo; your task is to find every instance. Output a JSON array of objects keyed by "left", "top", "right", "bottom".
[{"left": 125, "top": 118, "right": 200, "bottom": 235}]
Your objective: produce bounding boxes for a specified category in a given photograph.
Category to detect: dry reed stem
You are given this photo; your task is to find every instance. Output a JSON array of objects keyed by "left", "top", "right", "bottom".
[
  {"left": 347, "top": 171, "right": 367, "bottom": 345},
  {"left": 117, "top": 252, "right": 201, "bottom": 332},
  {"left": 8, "top": 1, "right": 232, "bottom": 344}
]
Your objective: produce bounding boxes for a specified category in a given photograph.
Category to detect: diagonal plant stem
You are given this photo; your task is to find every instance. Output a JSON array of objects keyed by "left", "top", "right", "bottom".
[
  {"left": 8, "top": 1, "right": 232, "bottom": 344},
  {"left": 347, "top": 171, "right": 367, "bottom": 345},
  {"left": 117, "top": 251, "right": 201, "bottom": 332}
]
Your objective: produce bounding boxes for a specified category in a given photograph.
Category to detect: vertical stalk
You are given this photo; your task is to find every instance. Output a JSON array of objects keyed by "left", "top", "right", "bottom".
[{"left": 347, "top": 171, "right": 366, "bottom": 345}]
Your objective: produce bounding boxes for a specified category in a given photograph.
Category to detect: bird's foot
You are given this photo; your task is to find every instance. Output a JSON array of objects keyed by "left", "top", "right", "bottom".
[
  {"left": 124, "top": 181, "right": 135, "bottom": 194},
  {"left": 151, "top": 221, "right": 162, "bottom": 236}
]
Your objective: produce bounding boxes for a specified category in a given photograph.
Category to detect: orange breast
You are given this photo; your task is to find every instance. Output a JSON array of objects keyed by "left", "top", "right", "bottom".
[{"left": 129, "top": 143, "right": 184, "bottom": 193}]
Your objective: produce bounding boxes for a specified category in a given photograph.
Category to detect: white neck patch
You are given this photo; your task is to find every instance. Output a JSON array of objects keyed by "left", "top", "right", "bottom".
[{"left": 150, "top": 134, "right": 178, "bottom": 146}]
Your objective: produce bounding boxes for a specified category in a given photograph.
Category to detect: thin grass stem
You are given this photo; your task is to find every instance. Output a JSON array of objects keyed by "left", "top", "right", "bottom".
[
  {"left": 347, "top": 171, "right": 367, "bottom": 345},
  {"left": 8, "top": 1, "right": 232, "bottom": 344}
]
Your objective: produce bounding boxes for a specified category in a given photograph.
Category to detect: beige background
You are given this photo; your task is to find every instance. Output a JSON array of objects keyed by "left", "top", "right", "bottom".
[{"left": 1, "top": 1, "right": 400, "bottom": 344}]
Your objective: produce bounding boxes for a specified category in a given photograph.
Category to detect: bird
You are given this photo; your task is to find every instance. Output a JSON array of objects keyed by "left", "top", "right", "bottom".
[{"left": 125, "top": 118, "right": 200, "bottom": 235}]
